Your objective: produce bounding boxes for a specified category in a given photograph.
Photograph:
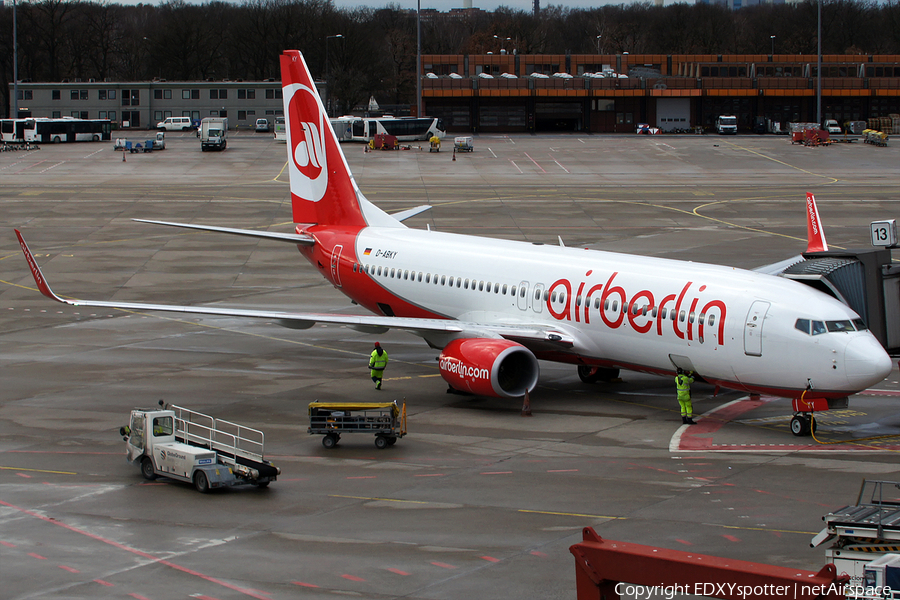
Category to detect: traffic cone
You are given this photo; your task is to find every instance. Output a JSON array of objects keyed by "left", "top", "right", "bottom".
[
  {"left": 452, "top": 149, "right": 456, "bottom": 162},
  {"left": 122, "top": 150, "right": 126, "bottom": 162},
  {"left": 521, "top": 391, "right": 532, "bottom": 417}
]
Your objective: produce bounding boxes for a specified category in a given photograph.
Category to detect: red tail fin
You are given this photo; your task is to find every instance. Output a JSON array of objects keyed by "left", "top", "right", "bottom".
[
  {"left": 805, "top": 192, "right": 828, "bottom": 253},
  {"left": 280, "top": 50, "right": 365, "bottom": 227}
]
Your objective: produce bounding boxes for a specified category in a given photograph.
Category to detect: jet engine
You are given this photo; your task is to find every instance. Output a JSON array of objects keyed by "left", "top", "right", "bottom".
[{"left": 438, "top": 338, "right": 539, "bottom": 398}]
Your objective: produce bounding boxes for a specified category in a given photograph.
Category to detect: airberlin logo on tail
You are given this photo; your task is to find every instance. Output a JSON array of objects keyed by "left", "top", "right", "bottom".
[{"left": 286, "top": 83, "right": 328, "bottom": 202}]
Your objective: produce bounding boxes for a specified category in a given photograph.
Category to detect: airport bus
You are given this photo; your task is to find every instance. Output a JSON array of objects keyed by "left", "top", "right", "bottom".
[
  {"left": 0, "top": 118, "right": 31, "bottom": 143},
  {"left": 20, "top": 117, "right": 113, "bottom": 143},
  {"left": 273, "top": 116, "right": 286, "bottom": 142},
  {"left": 334, "top": 116, "right": 445, "bottom": 143}
]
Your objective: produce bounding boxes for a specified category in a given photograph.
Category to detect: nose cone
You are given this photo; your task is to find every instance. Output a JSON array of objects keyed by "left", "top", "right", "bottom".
[{"left": 845, "top": 335, "right": 893, "bottom": 390}]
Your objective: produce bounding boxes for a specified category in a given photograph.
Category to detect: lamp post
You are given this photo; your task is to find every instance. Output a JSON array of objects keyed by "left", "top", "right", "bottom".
[
  {"left": 596, "top": 35, "right": 602, "bottom": 55},
  {"left": 13, "top": 0, "right": 18, "bottom": 118},
  {"left": 416, "top": 0, "right": 421, "bottom": 118},
  {"left": 770, "top": 35, "right": 775, "bottom": 55},
  {"left": 493, "top": 34, "right": 511, "bottom": 53},
  {"left": 325, "top": 34, "right": 343, "bottom": 118}
]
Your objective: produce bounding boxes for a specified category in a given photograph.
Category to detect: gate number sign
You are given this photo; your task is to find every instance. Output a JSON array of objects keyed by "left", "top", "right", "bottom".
[{"left": 870, "top": 220, "right": 898, "bottom": 248}]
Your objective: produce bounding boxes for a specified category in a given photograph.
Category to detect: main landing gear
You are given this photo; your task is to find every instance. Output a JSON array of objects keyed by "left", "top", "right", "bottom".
[
  {"left": 577, "top": 366, "right": 620, "bottom": 383},
  {"left": 790, "top": 412, "right": 818, "bottom": 437}
]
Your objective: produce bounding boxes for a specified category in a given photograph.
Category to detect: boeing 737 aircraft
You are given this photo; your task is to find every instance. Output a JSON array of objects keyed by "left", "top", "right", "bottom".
[{"left": 16, "top": 50, "right": 893, "bottom": 436}]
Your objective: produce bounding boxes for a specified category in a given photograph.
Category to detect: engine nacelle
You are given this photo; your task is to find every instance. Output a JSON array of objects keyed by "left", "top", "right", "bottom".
[{"left": 438, "top": 338, "right": 539, "bottom": 398}]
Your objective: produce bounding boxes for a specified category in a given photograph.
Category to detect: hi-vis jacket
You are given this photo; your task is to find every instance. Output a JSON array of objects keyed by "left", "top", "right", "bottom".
[
  {"left": 369, "top": 349, "right": 388, "bottom": 372},
  {"left": 675, "top": 373, "right": 694, "bottom": 400}
]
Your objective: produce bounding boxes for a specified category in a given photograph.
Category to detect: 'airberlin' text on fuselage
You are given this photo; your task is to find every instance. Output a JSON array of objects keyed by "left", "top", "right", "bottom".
[{"left": 546, "top": 271, "right": 728, "bottom": 345}]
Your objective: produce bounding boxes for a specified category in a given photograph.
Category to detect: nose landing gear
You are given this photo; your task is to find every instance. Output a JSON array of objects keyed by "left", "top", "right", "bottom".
[{"left": 790, "top": 412, "right": 817, "bottom": 436}]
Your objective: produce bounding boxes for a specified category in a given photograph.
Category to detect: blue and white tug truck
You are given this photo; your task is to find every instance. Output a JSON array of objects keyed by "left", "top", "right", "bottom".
[{"left": 120, "top": 401, "right": 279, "bottom": 493}]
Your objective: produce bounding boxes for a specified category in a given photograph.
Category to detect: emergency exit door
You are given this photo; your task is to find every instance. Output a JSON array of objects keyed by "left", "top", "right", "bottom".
[
  {"left": 331, "top": 245, "right": 343, "bottom": 288},
  {"left": 744, "top": 301, "right": 770, "bottom": 356}
]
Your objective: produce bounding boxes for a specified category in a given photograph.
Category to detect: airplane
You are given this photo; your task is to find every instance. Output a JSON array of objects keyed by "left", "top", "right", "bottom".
[{"left": 15, "top": 50, "right": 893, "bottom": 437}]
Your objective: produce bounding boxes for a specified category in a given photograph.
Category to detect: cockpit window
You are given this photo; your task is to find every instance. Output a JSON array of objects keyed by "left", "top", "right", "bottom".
[
  {"left": 826, "top": 320, "right": 854, "bottom": 333},
  {"left": 853, "top": 318, "right": 867, "bottom": 331},
  {"left": 795, "top": 319, "right": 810, "bottom": 334},
  {"left": 811, "top": 321, "right": 827, "bottom": 335}
]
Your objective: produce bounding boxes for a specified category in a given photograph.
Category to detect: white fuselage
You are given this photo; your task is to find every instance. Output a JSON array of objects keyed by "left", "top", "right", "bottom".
[{"left": 338, "top": 226, "right": 888, "bottom": 397}]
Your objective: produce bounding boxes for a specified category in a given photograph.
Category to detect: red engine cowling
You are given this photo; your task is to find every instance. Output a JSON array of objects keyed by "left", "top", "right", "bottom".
[{"left": 438, "top": 338, "right": 539, "bottom": 398}]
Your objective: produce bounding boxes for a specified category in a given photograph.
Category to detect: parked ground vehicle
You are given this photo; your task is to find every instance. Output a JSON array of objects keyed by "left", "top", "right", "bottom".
[
  {"left": 157, "top": 116, "right": 194, "bottom": 131},
  {"left": 273, "top": 116, "right": 286, "bottom": 141},
  {"left": 200, "top": 117, "right": 227, "bottom": 151},
  {"left": 824, "top": 119, "right": 842, "bottom": 135},
  {"left": 6, "top": 117, "right": 112, "bottom": 143},
  {"left": 716, "top": 115, "right": 738, "bottom": 134},
  {"left": 336, "top": 116, "right": 444, "bottom": 143},
  {"left": 121, "top": 401, "right": 279, "bottom": 493},
  {"left": 454, "top": 136, "right": 474, "bottom": 152},
  {"left": 152, "top": 131, "right": 166, "bottom": 150},
  {"left": 308, "top": 401, "right": 406, "bottom": 449},
  {"left": 255, "top": 118, "right": 270, "bottom": 132}
]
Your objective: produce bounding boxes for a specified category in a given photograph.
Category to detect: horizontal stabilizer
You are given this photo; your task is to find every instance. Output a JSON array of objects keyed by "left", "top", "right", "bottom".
[{"left": 390, "top": 205, "right": 432, "bottom": 222}]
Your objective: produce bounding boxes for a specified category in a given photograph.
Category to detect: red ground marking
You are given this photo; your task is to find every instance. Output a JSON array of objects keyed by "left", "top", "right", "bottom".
[
  {"left": 678, "top": 398, "right": 770, "bottom": 451},
  {"left": 291, "top": 581, "right": 320, "bottom": 588},
  {"left": 480, "top": 471, "right": 512, "bottom": 475},
  {"left": 859, "top": 390, "right": 900, "bottom": 396},
  {"left": 194, "top": 596, "right": 219, "bottom": 600},
  {"left": 530, "top": 551, "right": 548, "bottom": 557},
  {"left": 17, "top": 473, "right": 32, "bottom": 478},
  {"left": 481, "top": 556, "right": 501, "bottom": 563},
  {"left": 129, "top": 593, "right": 152, "bottom": 600},
  {"left": 387, "top": 568, "right": 410, "bottom": 576},
  {"left": 722, "top": 534, "right": 740, "bottom": 542},
  {"left": 94, "top": 579, "right": 114, "bottom": 586},
  {"left": 342, "top": 574, "right": 366, "bottom": 582},
  {"left": 28, "top": 552, "right": 47, "bottom": 559},
  {"left": 414, "top": 474, "right": 444, "bottom": 477},
  {"left": 675, "top": 539, "right": 693, "bottom": 546},
  {"left": 59, "top": 565, "right": 80, "bottom": 573},
  {"left": 431, "top": 562, "right": 457, "bottom": 569},
  {"left": 0, "top": 500, "right": 271, "bottom": 599},
  {"left": 547, "top": 469, "right": 579, "bottom": 473},
  {"left": 346, "top": 476, "right": 377, "bottom": 480},
  {"left": 0, "top": 541, "right": 16, "bottom": 547}
]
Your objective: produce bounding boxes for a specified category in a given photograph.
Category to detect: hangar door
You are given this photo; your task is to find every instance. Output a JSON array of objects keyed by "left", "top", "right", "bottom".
[{"left": 656, "top": 98, "right": 691, "bottom": 132}]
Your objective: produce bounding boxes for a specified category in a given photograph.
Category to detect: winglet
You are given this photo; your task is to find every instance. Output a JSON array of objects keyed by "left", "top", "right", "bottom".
[
  {"left": 805, "top": 192, "right": 828, "bottom": 253},
  {"left": 14, "top": 229, "right": 68, "bottom": 304}
]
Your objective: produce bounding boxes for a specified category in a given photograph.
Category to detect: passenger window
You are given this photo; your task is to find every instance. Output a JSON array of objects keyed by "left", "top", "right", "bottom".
[
  {"left": 486, "top": 281, "right": 492, "bottom": 291},
  {"left": 612, "top": 300, "right": 618, "bottom": 311},
  {"left": 575, "top": 295, "right": 581, "bottom": 307},
  {"left": 689, "top": 311, "right": 695, "bottom": 324},
  {"left": 479, "top": 281, "right": 484, "bottom": 291},
  {"left": 465, "top": 279, "right": 470, "bottom": 289},
  {"left": 457, "top": 278, "right": 462, "bottom": 288},
  {"left": 417, "top": 273, "right": 423, "bottom": 282},
  {"left": 643, "top": 305, "right": 650, "bottom": 316},
  {"left": 448, "top": 276, "right": 454, "bottom": 286},
  {"left": 404, "top": 270, "right": 409, "bottom": 280},
  {"left": 503, "top": 284, "right": 508, "bottom": 295},
  {"left": 651, "top": 307, "right": 658, "bottom": 318},
  {"left": 707, "top": 314, "right": 715, "bottom": 327},
  {"left": 377, "top": 266, "right": 382, "bottom": 276},
  {"left": 795, "top": 319, "right": 810, "bottom": 334},
  {"left": 441, "top": 275, "right": 446, "bottom": 285},
  {"left": 811, "top": 321, "right": 827, "bottom": 335},
  {"left": 390, "top": 268, "right": 395, "bottom": 278},
  {"left": 551, "top": 291, "right": 558, "bottom": 302},
  {"left": 679, "top": 310, "right": 686, "bottom": 322},
  {"left": 426, "top": 274, "right": 431, "bottom": 283},
  {"left": 853, "top": 318, "right": 867, "bottom": 331},
  {"left": 660, "top": 308, "right": 667, "bottom": 319},
  {"left": 520, "top": 288, "right": 526, "bottom": 298},
  {"left": 534, "top": 289, "right": 541, "bottom": 300},
  {"left": 595, "top": 298, "right": 601, "bottom": 309},
  {"left": 604, "top": 299, "right": 610, "bottom": 310}
]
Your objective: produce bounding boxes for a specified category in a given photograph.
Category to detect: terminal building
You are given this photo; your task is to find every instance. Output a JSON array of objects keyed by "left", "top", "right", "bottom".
[
  {"left": 421, "top": 52, "right": 900, "bottom": 133},
  {"left": 8, "top": 53, "right": 900, "bottom": 133}
]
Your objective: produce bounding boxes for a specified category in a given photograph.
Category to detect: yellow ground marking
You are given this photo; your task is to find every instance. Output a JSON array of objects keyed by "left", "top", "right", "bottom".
[{"left": 0, "top": 466, "right": 77, "bottom": 475}]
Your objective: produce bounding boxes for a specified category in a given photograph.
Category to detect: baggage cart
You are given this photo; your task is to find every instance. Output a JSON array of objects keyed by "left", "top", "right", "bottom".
[{"left": 308, "top": 401, "right": 406, "bottom": 449}]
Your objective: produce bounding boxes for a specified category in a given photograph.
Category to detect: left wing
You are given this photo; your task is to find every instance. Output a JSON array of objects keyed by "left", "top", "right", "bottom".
[{"left": 15, "top": 229, "right": 573, "bottom": 348}]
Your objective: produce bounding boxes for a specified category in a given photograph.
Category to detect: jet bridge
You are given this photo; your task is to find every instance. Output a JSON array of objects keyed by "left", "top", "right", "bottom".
[{"left": 779, "top": 248, "right": 899, "bottom": 352}]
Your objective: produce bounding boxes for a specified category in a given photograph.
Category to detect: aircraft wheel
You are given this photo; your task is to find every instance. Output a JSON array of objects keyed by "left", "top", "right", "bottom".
[
  {"left": 374, "top": 436, "right": 388, "bottom": 450},
  {"left": 256, "top": 481, "right": 270, "bottom": 488},
  {"left": 322, "top": 434, "right": 338, "bottom": 449},
  {"left": 578, "top": 365, "right": 619, "bottom": 383},
  {"left": 140, "top": 457, "right": 157, "bottom": 480},
  {"left": 193, "top": 470, "right": 210, "bottom": 493},
  {"left": 790, "top": 416, "right": 811, "bottom": 437}
]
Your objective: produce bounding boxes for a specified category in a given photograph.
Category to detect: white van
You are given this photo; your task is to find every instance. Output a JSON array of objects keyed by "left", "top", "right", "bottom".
[
  {"left": 255, "top": 118, "right": 270, "bottom": 132},
  {"left": 157, "top": 117, "right": 194, "bottom": 131}
]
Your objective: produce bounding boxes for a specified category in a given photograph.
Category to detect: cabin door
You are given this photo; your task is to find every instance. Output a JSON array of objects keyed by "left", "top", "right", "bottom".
[{"left": 743, "top": 301, "right": 770, "bottom": 356}]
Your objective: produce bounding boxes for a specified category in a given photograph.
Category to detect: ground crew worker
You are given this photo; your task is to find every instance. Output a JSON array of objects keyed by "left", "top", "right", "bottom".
[
  {"left": 368, "top": 342, "right": 389, "bottom": 390},
  {"left": 675, "top": 368, "right": 696, "bottom": 425}
]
